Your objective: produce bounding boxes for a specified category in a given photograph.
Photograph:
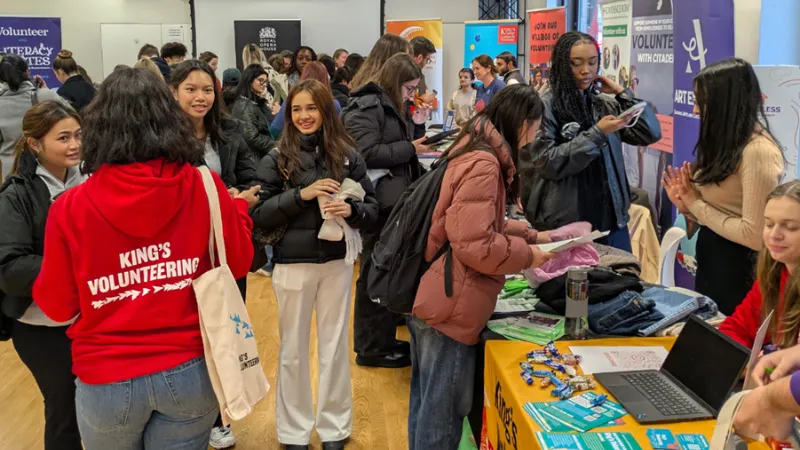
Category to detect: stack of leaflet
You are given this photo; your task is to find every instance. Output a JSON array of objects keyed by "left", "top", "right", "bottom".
[
  {"left": 494, "top": 278, "right": 540, "bottom": 314},
  {"left": 536, "top": 432, "right": 642, "bottom": 450},
  {"left": 487, "top": 311, "right": 564, "bottom": 344},
  {"left": 524, "top": 392, "right": 627, "bottom": 433}
]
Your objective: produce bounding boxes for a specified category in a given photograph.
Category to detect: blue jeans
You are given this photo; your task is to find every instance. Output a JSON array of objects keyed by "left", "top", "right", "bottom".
[
  {"left": 408, "top": 316, "right": 476, "bottom": 450},
  {"left": 75, "top": 357, "right": 218, "bottom": 450},
  {"left": 588, "top": 291, "right": 664, "bottom": 335}
]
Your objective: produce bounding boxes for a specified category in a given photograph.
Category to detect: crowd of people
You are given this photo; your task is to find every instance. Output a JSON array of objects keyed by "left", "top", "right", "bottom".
[{"left": 0, "top": 26, "right": 796, "bottom": 450}]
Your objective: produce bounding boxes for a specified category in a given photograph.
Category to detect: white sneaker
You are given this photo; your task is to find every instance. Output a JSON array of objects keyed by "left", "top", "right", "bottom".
[
  {"left": 209, "top": 426, "right": 236, "bottom": 449},
  {"left": 255, "top": 268, "right": 272, "bottom": 277}
]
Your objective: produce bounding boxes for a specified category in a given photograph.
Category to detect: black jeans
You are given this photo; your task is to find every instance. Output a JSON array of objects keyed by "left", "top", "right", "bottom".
[
  {"left": 695, "top": 226, "right": 757, "bottom": 316},
  {"left": 12, "top": 321, "right": 82, "bottom": 450},
  {"left": 353, "top": 232, "right": 401, "bottom": 357}
]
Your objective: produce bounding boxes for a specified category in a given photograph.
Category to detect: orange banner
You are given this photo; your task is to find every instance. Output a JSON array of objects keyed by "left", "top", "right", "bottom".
[
  {"left": 528, "top": 7, "right": 566, "bottom": 79},
  {"left": 385, "top": 19, "right": 443, "bottom": 48}
]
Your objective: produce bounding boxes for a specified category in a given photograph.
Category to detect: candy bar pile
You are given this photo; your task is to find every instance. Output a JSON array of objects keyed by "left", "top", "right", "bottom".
[{"left": 519, "top": 341, "right": 594, "bottom": 400}]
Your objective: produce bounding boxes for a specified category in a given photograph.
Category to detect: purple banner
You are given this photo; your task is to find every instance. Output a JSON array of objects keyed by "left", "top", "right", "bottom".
[
  {"left": 671, "top": 0, "right": 734, "bottom": 288},
  {"left": 0, "top": 17, "right": 62, "bottom": 88}
]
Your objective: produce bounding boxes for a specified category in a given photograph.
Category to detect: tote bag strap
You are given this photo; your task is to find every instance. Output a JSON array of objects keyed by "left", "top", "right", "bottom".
[
  {"left": 710, "top": 390, "right": 750, "bottom": 450},
  {"left": 197, "top": 167, "right": 228, "bottom": 268}
]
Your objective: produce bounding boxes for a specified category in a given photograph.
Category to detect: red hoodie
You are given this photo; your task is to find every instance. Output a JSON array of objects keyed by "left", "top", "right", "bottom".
[
  {"left": 719, "top": 269, "right": 789, "bottom": 348},
  {"left": 33, "top": 160, "right": 254, "bottom": 384}
]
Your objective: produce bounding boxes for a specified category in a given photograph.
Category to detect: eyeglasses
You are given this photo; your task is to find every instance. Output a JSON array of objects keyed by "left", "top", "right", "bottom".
[
  {"left": 256, "top": 78, "right": 268, "bottom": 85},
  {"left": 426, "top": 57, "right": 434, "bottom": 65},
  {"left": 403, "top": 84, "right": 419, "bottom": 95}
]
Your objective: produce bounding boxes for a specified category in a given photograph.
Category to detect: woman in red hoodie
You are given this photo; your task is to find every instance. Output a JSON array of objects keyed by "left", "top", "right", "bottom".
[
  {"left": 409, "top": 84, "right": 554, "bottom": 449},
  {"left": 32, "top": 68, "right": 259, "bottom": 450},
  {"left": 720, "top": 180, "right": 800, "bottom": 349}
]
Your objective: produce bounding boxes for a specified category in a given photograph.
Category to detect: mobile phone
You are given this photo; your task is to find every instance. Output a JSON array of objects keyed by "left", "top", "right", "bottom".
[{"left": 33, "top": 76, "right": 44, "bottom": 88}]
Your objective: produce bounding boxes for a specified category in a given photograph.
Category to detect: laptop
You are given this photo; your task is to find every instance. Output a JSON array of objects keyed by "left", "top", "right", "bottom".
[{"left": 594, "top": 315, "right": 749, "bottom": 424}]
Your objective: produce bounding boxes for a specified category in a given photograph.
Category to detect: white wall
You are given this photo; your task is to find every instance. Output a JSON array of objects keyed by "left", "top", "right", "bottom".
[
  {"left": 195, "top": 0, "right": 380, "bottom": 74},
  {"left": 385, "top": 0, "right": 480, "bottom": 104},
  {"left": 734, "top": 0, "right": 762, "bottom": 63},
  {"left": 1, "top": 0, "right": 191, "bottom": 82}
]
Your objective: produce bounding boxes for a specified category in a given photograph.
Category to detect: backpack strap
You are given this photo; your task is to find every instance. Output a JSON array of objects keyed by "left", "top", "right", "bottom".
[{"left": 431, "top": 242, "right": 453, "bottom": 298}]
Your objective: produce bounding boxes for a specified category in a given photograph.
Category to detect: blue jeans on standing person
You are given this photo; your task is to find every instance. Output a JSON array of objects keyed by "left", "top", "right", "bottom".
[
  {"left": 75, "top": 357, "right": 218, "bottom": 450},
  {"left": 407, "top": 316, "right": 476, "bottom": 450}
]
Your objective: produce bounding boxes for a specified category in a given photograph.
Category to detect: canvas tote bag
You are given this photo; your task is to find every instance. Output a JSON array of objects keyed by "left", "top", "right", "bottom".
[{"left": 193, "top": 166, "right": 269, "bottom": 424}]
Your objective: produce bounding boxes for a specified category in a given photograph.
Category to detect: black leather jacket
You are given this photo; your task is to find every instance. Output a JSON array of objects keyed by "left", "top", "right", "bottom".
[
  {"left": 231, "top": 96, "right": 276, "bottom": 159},
  {"left": 520, "top": 88, "right": 662, "bottom": 231}
]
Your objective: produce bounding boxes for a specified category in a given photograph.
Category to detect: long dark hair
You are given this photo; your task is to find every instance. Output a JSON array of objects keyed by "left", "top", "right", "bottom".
[
  {"left": 443, "top": 84, "right": 544, "bottom": 199},
  {"left": 11, "top": 101, "right": 81, "bottom": 175},
  {"left": 352, "top": 34, "right": 411, "bottom": 90},
  {"left": 278, "top": 80, "right": 355, "bottom": 182},
  {"left": 692, "top": 57, "right": 774, "bottom": 185},
  {"left": 549, "top": 31, "right": 600, "bottom": 130},
  {"left": 235, "top": 64, "right": 268, "bottom": 103},
  {"left": 80, "top": 68, "right": 201, "bottom": 174},
  {"left": 376, "top": 53, "right": 422, "bottom": 113},
  {"left": 758, "top": 181, "right": 800, "bottom": 348},
  {"left": 169, "top": 60, "right": 228, "bottom": 148},
  {"left": 0, "top": 54, "right": 29, "bottom": 91}
]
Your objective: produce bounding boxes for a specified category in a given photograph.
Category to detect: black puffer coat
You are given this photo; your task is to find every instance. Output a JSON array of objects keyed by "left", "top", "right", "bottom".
[
  {"left": 0, "top": 151, "right": 50, "bottom": 319},
  {"left": 57, "top": 75, "right": 96, "bottom": 112},
  {"left": 342, "top": 82, "right": 423, "bottom": 219},
  {"left": 204, "top": 117, "right": 258, "bottom": 189},
  {"left": 231, "top": 96, "right": 276, "bottom": 159},
  {"left": 520, "top": 88, "right": 661, "bottom": 231},
  {"left": 250, "top": 133, "right": 378, "bottom": 264}
]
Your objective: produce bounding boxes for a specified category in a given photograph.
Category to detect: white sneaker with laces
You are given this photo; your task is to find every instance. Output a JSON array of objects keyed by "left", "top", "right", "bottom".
[{"left": 209, "top": 425, "right": 236, "bottom": 449}]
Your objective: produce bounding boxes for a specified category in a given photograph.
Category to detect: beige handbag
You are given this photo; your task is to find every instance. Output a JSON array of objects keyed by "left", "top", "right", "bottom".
[{"left": 193, "top": 167, "right": 269, "bottom": 425}]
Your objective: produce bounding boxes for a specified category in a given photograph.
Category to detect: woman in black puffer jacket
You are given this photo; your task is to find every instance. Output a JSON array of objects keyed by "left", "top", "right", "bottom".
[
  {"left": 250, "top": 80, "right": 377, "bottom": 449},
  {"left": 341, "top": 53, "right": 431, "bottom": 369},
  {"left": 232, "top": 64, "right": 275, "bottom": 161}
]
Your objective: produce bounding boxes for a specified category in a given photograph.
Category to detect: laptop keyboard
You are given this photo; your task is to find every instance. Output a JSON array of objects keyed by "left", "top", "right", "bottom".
[{"left": 622, "top": 372, "right": 703, "bottom": 416}]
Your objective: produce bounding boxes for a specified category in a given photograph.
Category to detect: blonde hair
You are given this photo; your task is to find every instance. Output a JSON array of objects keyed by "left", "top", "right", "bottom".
[
  {"left": 242, "top": 43, "right": 268, "bottom": 68},
  {"left": 351, "top": 34, "right": 411, "bottom": 90},
  {"left": 759, "top": 180, "right": 800, "bottom": 347},
  {"left": 134, "top": 58, "right": 164, "bottom": 81}
]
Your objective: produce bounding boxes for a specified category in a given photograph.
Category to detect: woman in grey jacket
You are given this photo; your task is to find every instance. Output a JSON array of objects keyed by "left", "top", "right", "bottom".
[
  {"left": 0, "top": 55, "right": 65, "bottom": 181},
  {"left": 520, "top": 32, "right": 661, "bottom": 251}
]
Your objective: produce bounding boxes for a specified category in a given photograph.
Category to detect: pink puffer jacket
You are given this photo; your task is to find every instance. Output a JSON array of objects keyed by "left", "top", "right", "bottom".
[{"left": 412, "top": 120, "right": 535, "bottom": 345}]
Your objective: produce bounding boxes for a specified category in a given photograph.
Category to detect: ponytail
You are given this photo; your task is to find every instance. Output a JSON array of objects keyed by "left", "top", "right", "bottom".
[{"left": 0, "top": 54, "right": 30, "bottom": 92}]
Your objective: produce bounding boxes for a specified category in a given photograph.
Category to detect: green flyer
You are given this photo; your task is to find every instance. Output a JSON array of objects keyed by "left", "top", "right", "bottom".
[{"left": 535, "top": 432, "right": 643, "bottom": 450}]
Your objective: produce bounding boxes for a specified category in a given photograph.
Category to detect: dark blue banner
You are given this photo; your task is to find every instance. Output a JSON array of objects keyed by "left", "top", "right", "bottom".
[{"left": 0, "top": 17, "right": 62, "bottom": 87}]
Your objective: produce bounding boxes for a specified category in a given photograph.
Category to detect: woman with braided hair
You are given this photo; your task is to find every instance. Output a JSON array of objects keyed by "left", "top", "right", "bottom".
[{"left": 520, "top": 31, "right": 661, "bottom": 251}]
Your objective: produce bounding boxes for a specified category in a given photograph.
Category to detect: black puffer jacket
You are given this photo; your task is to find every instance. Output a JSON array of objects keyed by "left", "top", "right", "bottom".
[
  {"left": 0, "top": 151, "right": 51, "bottom": 319},
  {"left": 204, "top": 117, "right": 258, "bottom": 189},
  {"left": 520, "top": 88, "right": 661, "bottom": 231},
  {"left": 250, "top": 133, "right": 378, "bottom": 264},
  {"left": 342, "top": 82, "right": 423, "bottom": 218},
  {"left": 231, "top": 96, "right": 276, "bottom": 159}
]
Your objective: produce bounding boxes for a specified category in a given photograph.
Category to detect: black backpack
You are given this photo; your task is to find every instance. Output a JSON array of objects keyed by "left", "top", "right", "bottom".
[{"left": 367, "top": 156, "right": 453, "bottom": 314}]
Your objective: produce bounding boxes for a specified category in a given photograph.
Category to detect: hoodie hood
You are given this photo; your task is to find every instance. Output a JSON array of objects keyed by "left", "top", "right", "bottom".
[
  {"left": 85, "top": 159, "right": 193, "bottom": 239},
  {"left": 0, "top": 80, "right": 35, "bottom": 97}
]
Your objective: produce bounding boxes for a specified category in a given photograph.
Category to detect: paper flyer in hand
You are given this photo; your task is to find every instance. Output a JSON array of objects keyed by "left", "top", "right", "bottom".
[{"left": 536, "top": 230, "right": 610, "bottom": 253}]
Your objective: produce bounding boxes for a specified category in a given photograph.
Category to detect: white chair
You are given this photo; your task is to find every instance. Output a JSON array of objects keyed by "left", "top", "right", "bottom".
[{"left": 658, "top": 227, "right": 687, "bottom": 287}]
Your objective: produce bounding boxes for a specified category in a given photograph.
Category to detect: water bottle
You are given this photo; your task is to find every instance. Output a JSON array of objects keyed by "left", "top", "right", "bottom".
[{"left": 565, "top": 267, "right": 589, "bottom": 340}]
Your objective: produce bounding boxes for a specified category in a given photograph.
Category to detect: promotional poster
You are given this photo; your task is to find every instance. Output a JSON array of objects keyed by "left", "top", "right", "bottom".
[
  {"left": 0, "top": 17, "right": 62, "bottom": 88},
  {"left": 622, "top": 0, "right": 674, "bottom": 235},
  {"left": 464, "top": 20, "right": 519, "bottom": 69},
  {"left": 233, "top": 20, "right": 301, "bottom": 69},
  {"left": 527, "top": 7, "right": 566, "bottom": 89},
  {"left": 671, "top": 0, "right": 735, "bottom": 288},
  {"left": 600, "top": 0, "right": 633, "bottom": 88},
  {"left": 754, "top": 66, "right": 800, "bottom": 181},
  {"left": 386, "top": 19, "right": 444, "bottom": 122}
]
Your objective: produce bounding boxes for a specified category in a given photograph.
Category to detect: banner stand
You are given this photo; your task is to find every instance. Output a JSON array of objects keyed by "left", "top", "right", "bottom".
[{"left": 527, "top": 7, "right": 566, "bottom": 91}]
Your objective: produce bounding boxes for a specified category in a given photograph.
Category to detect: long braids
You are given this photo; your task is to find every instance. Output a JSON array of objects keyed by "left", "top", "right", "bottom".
[{"left": 549, "top": 32, "right": 600, "bottom": 131}]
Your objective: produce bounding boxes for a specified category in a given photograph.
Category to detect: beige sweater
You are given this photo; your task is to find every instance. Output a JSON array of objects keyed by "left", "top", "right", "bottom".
[{"left": 688, "top": 134, "right": 784, "bottom": 251}]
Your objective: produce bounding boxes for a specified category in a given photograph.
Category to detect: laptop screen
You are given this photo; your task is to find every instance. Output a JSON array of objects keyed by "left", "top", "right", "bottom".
[{"left": 662, "top": 315, "right": 749, "bottom": 414}]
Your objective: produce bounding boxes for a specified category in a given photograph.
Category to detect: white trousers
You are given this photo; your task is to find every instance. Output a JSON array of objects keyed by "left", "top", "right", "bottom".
[{"left": 272, "top": 259, "right": 354, "bottom": 445}]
